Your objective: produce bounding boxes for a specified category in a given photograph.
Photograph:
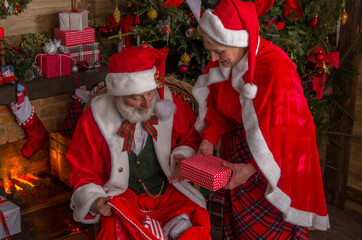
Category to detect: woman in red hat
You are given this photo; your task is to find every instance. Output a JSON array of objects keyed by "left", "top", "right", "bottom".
[{"left": 193, "top": 0, "right": 329, "bottom": 239}]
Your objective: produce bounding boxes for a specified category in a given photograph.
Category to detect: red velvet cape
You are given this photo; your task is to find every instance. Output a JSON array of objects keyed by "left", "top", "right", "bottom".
[{"left": 193, "top": 37, "right": 329, "bottom": 230}]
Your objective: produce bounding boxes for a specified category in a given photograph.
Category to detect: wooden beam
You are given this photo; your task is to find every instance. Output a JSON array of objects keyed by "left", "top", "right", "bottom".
[{"left": 324, "top": 0, "right": 362, "bottom": 209}]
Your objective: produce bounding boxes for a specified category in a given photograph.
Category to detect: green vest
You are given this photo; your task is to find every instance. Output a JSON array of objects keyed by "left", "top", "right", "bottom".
[{"left": 128, "top": 135, "right": 168, "bottom": 195}]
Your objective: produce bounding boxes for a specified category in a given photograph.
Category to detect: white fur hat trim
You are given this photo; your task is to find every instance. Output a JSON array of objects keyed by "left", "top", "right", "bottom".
[
  {"left": 106, "top": 67, "right": 157, "bottom": 96},
  {"left": 199, "top": 9, "right": 249, "bottom": 47}
]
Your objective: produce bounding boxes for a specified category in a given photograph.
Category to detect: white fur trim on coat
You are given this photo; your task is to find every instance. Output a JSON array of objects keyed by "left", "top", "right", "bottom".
[
  {"left": 199, "top": 9, "right": 248, "bottom": 47},
  {"left": 170, "top": 145, "right": 196, "bottom": 173},
  {"left": 77, "top": 86, "right": 206, "bottom": 224},
  {"left": 106, "top": 67, "right": 157, "bottom": 96},
  {"left": 70, "top": 183, "right": 108, "bottom": 224}
]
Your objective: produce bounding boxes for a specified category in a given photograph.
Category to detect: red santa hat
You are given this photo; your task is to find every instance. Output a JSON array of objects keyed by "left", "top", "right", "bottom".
[
  {"left": 106, "top": 46, "right": 175, "bottom": 119},
  {"left": 106, "top": 46, "right": 168, "bottom": 99},
  {"left": 198, "top": 0, "right": 259, "bottom": 97}
]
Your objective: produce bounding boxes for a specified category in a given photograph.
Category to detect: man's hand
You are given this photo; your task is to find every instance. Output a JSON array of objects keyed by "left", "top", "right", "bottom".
[
  {"left": 168, "top": 154, "right": 186, "bottom": 184},
  {"left": 90, "top": 196, "right": 113, "bottom": 217},
  {"left": 197, "top": 139, "right": 214, "bottom": 156},
  {"left": 223, "top": 162, "right": 257, "bottom": 190}
]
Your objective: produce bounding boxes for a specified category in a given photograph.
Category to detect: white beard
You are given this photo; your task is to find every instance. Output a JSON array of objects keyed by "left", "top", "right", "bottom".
[{"left": 116, "top": 97, "right": 156, "bottom": 123}]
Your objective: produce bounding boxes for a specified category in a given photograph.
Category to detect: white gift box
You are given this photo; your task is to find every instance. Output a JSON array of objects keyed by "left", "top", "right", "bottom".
[
  {"left": 0, "top": 196, "right": 21, "bottom": 238},
  {"left": 59, "top": 10, "right": 88, "bottom": 31}
]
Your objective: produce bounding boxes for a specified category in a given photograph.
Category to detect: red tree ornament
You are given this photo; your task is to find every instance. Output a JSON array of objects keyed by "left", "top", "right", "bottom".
[
  {"left": 315, "top": 67, "right": 325, "bottom": 77},
  {"left": 77, "top": 61, "right": 89, "bottom": 72},
  {"left": 99, "top": 26, "right": 110, "bottom": 37},
  {"left": 310, "top": 15, "right": 318, "bottom": 28},
  {"left": 307, "top": 46, "right": 340, "bottom": 99},
  {"left": 179, "top": 64, "right": 188, "bottom": 74},
  {"left": 314, "top": 51, "right": 325, "bottom": 62},
  {"left": 134, "top": 15, "right": 141, "bottom": 25}
]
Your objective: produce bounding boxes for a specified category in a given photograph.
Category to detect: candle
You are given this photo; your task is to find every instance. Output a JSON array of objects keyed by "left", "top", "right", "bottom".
[{"left": 0, "top": 28, "right": 4, "bottom": 38}]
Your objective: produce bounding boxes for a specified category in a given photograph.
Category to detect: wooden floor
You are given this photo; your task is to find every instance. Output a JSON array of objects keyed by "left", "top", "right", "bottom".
[
  {"left": 9, "top": 198, "right": 362, "bottom": 240},
  {"left": 12, "top": 195, "right": 96, "bottom": 240}
]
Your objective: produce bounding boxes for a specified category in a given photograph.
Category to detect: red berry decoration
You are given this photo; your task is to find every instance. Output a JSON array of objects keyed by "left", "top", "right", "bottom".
[
  {"left": 316, "top": 67, "right": 325, "bottom": 77},
  {"left": 314, "top": 51, "right": 325, "bottom": 62},
  {"left": 162, "top": 26, "right": 171, "bottom": 35},
  {"left": 310, "top": 15, "right": 318, "bottom": 28},
  {"left": 99, "top": 26, "right": 110, "bottom": 37},
  {"left": 179, "top": 64, "right": 188, "bottom": 74},
  {"left": 140, "top": 41, "right": 149, "bottom": 48},
  {"left": 77, "top": 61, "right": 89, "bottom": 72}
]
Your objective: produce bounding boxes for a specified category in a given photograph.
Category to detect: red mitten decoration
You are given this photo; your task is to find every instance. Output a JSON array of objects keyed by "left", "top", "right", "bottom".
[
  {"left": 58, "top": 82, "right": 105, "bottom": 138},
  {"left": 58, "top": 97, "right": 85, "bottom": 138}
]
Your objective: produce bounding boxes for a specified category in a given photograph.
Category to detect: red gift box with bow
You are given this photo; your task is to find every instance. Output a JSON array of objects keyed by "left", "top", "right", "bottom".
[{"left": 181, "top": 154, "right": 232, "bottom": 191}]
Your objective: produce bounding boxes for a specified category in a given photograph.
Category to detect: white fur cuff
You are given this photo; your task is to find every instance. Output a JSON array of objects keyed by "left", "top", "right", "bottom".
[
  {"left": 70, "top": 183, "right": 107, "bottom": 224},
  {"left": 170, "top": 145, "right": 196, "bottom": 171}
]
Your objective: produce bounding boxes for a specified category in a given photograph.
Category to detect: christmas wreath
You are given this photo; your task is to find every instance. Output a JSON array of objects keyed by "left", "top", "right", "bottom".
[{"left": 0, "top": 0, "right": 32, "bottom": 18}]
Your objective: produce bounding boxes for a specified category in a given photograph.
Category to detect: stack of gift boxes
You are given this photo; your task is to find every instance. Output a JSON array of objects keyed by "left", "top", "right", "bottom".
[{"left": 37, "top": 9, "right": 100, "bottom": 79}]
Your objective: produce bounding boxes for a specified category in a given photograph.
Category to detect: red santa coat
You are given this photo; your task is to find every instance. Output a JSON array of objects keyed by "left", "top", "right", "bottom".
[
  {"left": 193, "top": 37, "right": 329, "bottom": 230},
  {"left": 67, "top": 86, "right": 206, "bottom": 224}
]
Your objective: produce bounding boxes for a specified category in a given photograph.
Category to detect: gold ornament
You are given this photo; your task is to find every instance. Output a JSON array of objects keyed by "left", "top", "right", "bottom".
[
  {"left": 147, "top": 8, "right": 158, "bottom": 20},
  {"left": 113, "top": 8, "right": 121, "bottom": 23},
  {"left": 127, "top": 3, "right": 132, "bottom": 8},
  {"left": 341, "top": 11, "right": 348, "bottom": 25},
  {"left": 13, "top": 9, "right": 18, "bottom": 14},
  {"left": 180, "top": 53, "right": 191, "bottom": 64}
]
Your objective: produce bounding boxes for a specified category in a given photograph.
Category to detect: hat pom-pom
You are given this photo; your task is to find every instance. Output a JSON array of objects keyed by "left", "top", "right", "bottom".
[
  {"left": 243, "top": 83, "right": 258, "bottom": 100},
  {"left": 156, "top": 100, "right": 176, "bottom": 120}
]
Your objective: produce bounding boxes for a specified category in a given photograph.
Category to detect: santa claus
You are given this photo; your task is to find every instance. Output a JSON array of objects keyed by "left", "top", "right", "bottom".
[{"left": 66, "top": 46, "right": 211, "bottom": 239}]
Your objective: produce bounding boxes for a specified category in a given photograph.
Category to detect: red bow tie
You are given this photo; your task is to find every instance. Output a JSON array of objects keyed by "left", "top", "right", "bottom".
[{"left": 117, "top": 115, "right": 158, "bottom": 153}]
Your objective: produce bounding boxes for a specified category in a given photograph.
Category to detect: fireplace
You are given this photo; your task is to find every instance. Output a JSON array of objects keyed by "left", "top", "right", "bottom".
[{"left": 0, "top": 139, "right": 72, "bottom": 212}]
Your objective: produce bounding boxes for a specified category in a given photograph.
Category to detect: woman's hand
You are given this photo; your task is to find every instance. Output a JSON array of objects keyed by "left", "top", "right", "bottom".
[
  {"left": 222, "top": 162, "right": 257, "bottom": 190},
  {"left": 90, "top": 196, "right": 113, "bottom": 216},
  {"left": 168, "top": 154, "right": 186, "bottom": 184},
  {"left": 198, "top": 139, "right": 214, "bottom": 156}
]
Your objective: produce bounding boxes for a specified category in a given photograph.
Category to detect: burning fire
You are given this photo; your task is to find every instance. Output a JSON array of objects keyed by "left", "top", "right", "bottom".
[{"left": 15, "top": 185, "right": 23, "bottom": 191}]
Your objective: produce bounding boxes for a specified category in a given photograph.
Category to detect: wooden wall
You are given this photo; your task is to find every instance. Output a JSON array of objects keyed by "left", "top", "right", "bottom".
[
  {"left": 0, "top": 0, "right": 114, "bottom": 37},
  {"left": 348, "top": 60, "right": 362, "bottom": 191}
]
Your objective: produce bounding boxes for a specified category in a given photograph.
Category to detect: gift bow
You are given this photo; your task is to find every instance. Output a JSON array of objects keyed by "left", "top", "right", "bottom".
[
  {"left": 254, "top": 0, "right": 303, "bottom": 19},
  {"left": 307, "top": 46, "right": 340, "bottom": 99},
  {"left": 117, "top": 115, "right": 158, "bottom": 153}
]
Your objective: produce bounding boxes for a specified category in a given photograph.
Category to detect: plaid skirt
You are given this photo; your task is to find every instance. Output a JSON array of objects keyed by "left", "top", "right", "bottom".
[{"left": 222, "top": 122, "right": 309, "bottom": 240}]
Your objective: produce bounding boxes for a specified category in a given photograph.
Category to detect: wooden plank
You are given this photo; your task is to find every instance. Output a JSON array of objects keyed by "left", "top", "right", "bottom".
[
  {"left": 348, "top": 60, "right": 362, "bottom": 192},
  {"left": 0, "top": 68, "right": 108, "bottom": 105},
  {"left": 324, "top": 0, "right": 362, "bottom": 209},
  {"left": 2, "top": 0, "right": 71, "bottom": 37}
]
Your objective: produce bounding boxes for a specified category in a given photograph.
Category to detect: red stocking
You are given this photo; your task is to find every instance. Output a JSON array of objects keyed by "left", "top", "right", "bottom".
[{"left": 10, "top": 84, "right": 48, "bottom": 159}]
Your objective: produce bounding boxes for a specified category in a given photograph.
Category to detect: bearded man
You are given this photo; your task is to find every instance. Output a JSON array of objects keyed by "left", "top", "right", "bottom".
[{"left": 66, "top": 47, "right": 211, "bottom": 240}]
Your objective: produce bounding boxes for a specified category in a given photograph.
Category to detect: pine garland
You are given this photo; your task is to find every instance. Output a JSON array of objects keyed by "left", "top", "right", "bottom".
[{"left": 0, "top": 0, "right": 32, "bottom": 18}]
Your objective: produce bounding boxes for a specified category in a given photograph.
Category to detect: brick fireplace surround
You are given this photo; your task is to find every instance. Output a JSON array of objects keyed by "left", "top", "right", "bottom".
[{"left": 0, "top": 68, "right": 106, "bottom": 239}]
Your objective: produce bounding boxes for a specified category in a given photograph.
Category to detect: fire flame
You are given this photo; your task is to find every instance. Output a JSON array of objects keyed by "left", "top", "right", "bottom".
[{"left": 15, "top": 185, "right": 23, "bottom": 191}]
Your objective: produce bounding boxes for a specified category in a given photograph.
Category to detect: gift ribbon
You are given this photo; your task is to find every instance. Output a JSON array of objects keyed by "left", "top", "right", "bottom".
[
  {"left": 36, "top": 53, "right": 77, "bottom": 78},
  {"left": 0, "top": 210, "right": 12, "bottom": 240},
  {"left": 35, "top": 53, "right": 79, "bottom": 88},
  {"left": 68, "top": 10, "right": 86, "bottom": 31}
]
